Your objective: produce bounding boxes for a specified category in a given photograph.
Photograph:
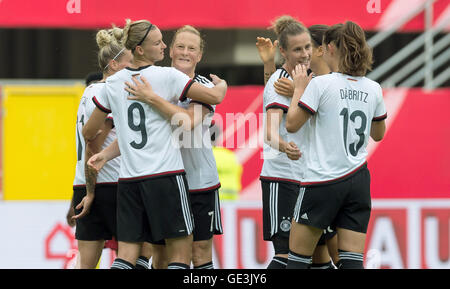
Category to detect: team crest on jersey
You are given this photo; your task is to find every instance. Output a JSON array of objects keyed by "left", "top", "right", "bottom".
[{"left": 280, "top": 219, "right": 291, "bottom": 232}]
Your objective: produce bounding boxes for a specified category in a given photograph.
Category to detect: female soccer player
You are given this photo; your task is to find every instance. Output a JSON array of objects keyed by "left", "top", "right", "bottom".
[
  {"left": 71, "top": 26, "right": 133, "bottom": 269},
  {"left": 150, "top": 25, "right": 223, "bottom": 269},
  {"left": 258, "top": 15, "right": 311, "bottom": 269},
  {"left": 257, "top": 24, "right": 339, "bottom": 268},
  {"left": 285, "top": 21, "right": 387, "bottom": 269},
  {"left": 82, "top": 19, "right": 227, "bottom": 270}
]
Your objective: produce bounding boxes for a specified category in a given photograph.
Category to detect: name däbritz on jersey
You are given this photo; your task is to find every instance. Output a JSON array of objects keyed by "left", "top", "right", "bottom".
[{"left": 340, "top": 88, "right": 368, "bottom": 103}]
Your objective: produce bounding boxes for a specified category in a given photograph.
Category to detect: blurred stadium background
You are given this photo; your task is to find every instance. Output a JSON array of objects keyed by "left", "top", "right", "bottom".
[{"left": 0, "top": 0, "right": 448, "bottom": 269}]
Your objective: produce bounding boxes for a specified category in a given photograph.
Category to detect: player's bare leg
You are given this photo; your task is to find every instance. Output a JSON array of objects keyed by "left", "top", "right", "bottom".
[
  {"left": 287, "top": 221, "right": 322, "bottom": 268},
  {"left": 336, "top": 227, "right": 366, "bottom": 269},
  {"left": 77, "top": 240, "right": 105, "bottom": 269},
  {"left": 312, "top": 244, "right": 332, "bottom": 267},
  {"left": 165, "top": 234, "right": 193, "bottom": 269},
  {"left": 151, "top": 244, "right": 169, "bottom": 269},
  {"left": 192, "top": 239, "right": 213, "bottom": 268},
  {"left": 135, "top": 242, "right": 153, "bottom": 269},
  {"left": 326, "top": 234, "right": 339, "bottom": 265},
  {"left": 111, "top": 241, "right": 142, "bottom": 269}
]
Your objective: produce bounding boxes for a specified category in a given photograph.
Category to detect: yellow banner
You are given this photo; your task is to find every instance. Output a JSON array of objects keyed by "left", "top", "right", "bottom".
[{"left": 2, "top": 85, "right": 85, "bottom": 200}]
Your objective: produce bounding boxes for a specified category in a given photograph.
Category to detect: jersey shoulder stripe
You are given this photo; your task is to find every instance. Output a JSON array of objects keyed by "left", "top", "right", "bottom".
[
  {"left": 92, "top": 96, "right": 111, "bottom": 113},
  {"left": 279, "top": 68, "right": 290, "bottom": 79},
  {"left": 179, "top": 79, "right": 194, "bottom": 102},
  {"left": 194, "top": 74, "right": 212, "bottom": 85},
  {"left": 298, "top": 100, "right": 316, "bottom": 115},
  {"left": 373, "top": 113, "right": 387, "bottom": 121},
  {"left": 266, "top": 102, "right": 289, "bottom": 112}
]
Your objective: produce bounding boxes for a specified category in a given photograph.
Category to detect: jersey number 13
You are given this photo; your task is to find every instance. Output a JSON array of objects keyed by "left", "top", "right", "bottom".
[{"left": 339, "top": 108, "right": 367, "bottom": 157}]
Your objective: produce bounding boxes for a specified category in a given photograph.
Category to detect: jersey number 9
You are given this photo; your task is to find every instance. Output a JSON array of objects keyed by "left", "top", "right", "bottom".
[{"left": 128, "top": 102, "right": 148, "bottom": 149}]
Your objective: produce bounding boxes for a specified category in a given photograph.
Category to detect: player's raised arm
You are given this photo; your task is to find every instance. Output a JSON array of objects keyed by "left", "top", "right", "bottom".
[
  {"left": 256, "top": 37, "right": 278, "bottom": 85},
  {"left": 286, "top": 64, "right": 313, "bottom": 133}
]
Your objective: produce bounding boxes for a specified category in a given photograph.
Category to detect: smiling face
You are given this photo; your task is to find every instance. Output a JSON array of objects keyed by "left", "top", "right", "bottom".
[
  {"left": 170, "top": 31, "right": 202, "bottom": 76},
  {"left": 280, "top": 32, "right": 312, "bottom": 71}
]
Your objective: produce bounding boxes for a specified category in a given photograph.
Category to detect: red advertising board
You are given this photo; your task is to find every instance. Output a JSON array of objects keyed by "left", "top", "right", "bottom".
[{"left": 0, "top": 0, "right": 448, "bottom": 31}]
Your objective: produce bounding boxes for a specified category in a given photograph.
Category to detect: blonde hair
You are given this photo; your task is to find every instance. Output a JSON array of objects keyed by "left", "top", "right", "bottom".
[
  {"left": 323, "top": 21, "right": 373, "bottom": 76},
  {"left": 96, "top": 26, "right": 126, "bottom": 72},
  {"left": 122, "top": 19, "right": 155, "bottom": 52},
  {"left": 171, "top": 25, "right": 205, "bottom": 52},
  {"left": 271, "top": 15, "right": 309, "bottom": 50}
]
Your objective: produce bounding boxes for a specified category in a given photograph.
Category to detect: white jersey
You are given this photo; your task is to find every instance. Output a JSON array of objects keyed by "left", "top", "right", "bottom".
[
  {"left": 298, "top": 72, "right": 387, "bottom": 185},
  {"left": 178, "top": 74, "right": 220, "bottom": 192},
  {"left": 73, "top": 82, "right": 120, "bottom": 187},
  {"left": 93, "top": 65, "right": 193, "bottom": 181},
  {"left": 260, "top": 68, "right": 305, "bottom": 184}
]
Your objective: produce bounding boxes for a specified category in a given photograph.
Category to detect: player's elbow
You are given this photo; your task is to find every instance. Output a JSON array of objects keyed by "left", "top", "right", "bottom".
[
  {"left": 285, "top": 119, "right": 299, "bottom": 133},
  {"left": 82, "top": 126, "right": 95, "bottom": 141},
  {"left": 371, "top": 133, "right": 385, "bottom": 142}
]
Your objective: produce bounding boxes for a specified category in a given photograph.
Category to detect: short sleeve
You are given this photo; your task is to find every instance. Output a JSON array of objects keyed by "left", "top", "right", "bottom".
[
  {"left": 264, "top": 77, "right": 290, "bottom": 113},
  {"left": 169, "top": 68, "right": 194, "bottom": 102},
  {"left": 92, "top": 84, "right": 111, "bottom": 113},
  {"left": 298, "top": 78, "right": 321, "bottom": 115},
  {"left": 190, "top": 75, "right": 216, "bottom": 112},
  {"left": 373, "top": 85, "right": 387, "bottom": 121}
]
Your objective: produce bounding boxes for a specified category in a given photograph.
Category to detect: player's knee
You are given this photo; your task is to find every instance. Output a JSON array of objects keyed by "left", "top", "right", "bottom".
[{"left": 192, "top": 240, "right": 212, "bottom": 265}]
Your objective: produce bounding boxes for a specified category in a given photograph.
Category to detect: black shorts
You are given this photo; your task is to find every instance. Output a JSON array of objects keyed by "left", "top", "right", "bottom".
[
  {"left": 117, "top": 174, "right": 194, "bottom": 243},
  {"left": 261, "top": 180, "right": 300, "bottom": 241},
  {"left": 317, "top": 226, "right": 337, "bottom": 246},
  {"left": 73, "top": 184, "right": 117, "bottom": 241},
  {"left": 190, "top": 189, "right": 223, "bottom": 241},
  {"left": 293, "top": 165, "right": 371, "bottom": 233}
]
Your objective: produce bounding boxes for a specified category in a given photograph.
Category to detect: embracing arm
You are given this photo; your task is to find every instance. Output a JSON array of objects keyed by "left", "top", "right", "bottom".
[
  {"left": 125, "top": 76, "right": 212, "bottom": 130},
  {"left": 186, "top": 75, "right": 227, "bottom": 105},
  {"left": 286, "top": 64, "right": 313, "bottom": 133},
  {"left": 265, "top": 108, "right": 301, "bottom": 160}
]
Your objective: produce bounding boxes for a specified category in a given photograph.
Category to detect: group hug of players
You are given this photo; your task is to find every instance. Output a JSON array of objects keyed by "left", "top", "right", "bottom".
[{"left": 68, "top": 15, "right": 386, "bottom": 270}]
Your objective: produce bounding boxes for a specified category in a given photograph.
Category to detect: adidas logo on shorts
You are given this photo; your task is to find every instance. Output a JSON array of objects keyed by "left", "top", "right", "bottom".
[{"left": 301, "top": 213, "right": 308, "bottom": 220}]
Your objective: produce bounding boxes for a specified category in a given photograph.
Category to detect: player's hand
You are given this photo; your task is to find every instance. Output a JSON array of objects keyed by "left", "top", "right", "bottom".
[
  {"left": 285, "top": 141, "right": 301, "bottom": 160},
  {"left": 87, "top": 153, "right": 107, "bottom": 173},
  {"left": 72, "top": 194, "right": 94, "bottom": 220},
  {"left": 274, "top": 77, "right": 294, "bottom": 97},
  {"left": 210, "top": 74, "right": 226, "bottom": 86},
  {"left": 66, "top": 206, "right": 76, "bottom": 227},
  {"left": 125, "top": 76, "right": 157, "bottom": 104},
  {"left": 256, "top": 37, "right": 278, "bottom": 64},
  {"left": 292, "top": 64, "right": 312, "bottom": 90}
]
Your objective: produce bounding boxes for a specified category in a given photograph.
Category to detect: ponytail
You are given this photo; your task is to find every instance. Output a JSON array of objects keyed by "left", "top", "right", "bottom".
[{"left": 324, "top": 21, "right": 373, "bottom": 76}]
